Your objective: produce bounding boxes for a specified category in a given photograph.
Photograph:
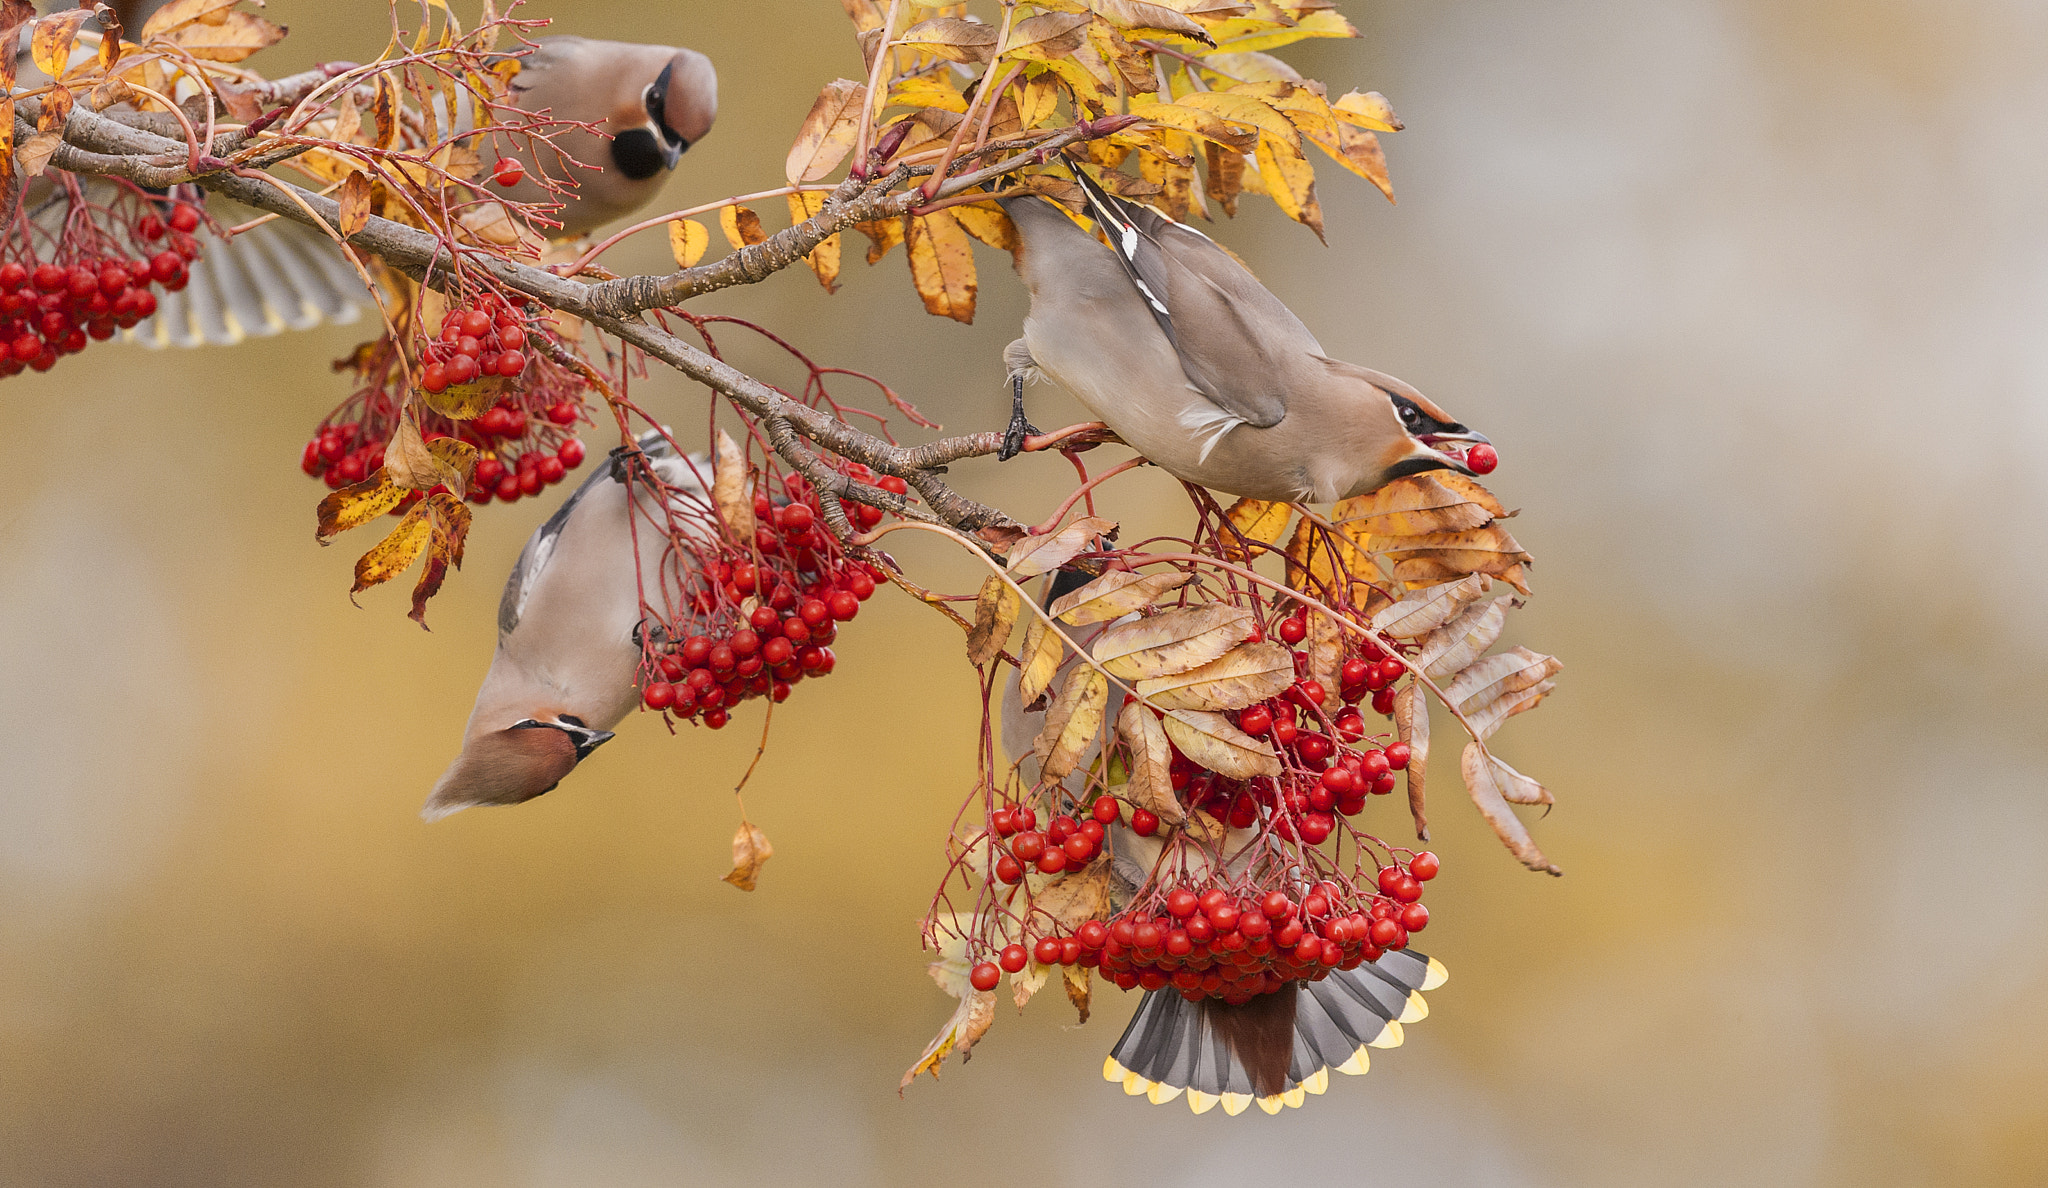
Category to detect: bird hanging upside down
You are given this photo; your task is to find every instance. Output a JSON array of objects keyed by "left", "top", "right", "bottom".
[{"left": 997, "top": 169, "right": 1490, "bottom": 502}]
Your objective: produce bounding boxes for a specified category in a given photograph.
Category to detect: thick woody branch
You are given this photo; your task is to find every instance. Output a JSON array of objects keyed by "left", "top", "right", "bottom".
[{"left": 41, "top": 100, "right": 1027, "bottom": 544}]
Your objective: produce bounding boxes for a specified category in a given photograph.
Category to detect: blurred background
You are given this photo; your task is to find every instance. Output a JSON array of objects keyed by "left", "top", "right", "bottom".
[{"left": 5, "top": 1, "right": 2046, "bottom": 1184}]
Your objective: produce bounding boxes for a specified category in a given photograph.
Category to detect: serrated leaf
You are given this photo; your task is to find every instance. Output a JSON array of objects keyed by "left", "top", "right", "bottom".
[
  {"left": 1092, "top": 605, "right": 1253, "bottom": 680},
  {"left": 1214, "top": 8, "right": 1356, "bottom": 53},
  {"left": 1116, "top": 700, "right": 1183, "bottom": 825},
  {"left": 1035, "top": 667, "right": 1109, "bottom": 780},
  {"left": 315, "top": 473, "right": 404, "bottom": 541},
  {"left": 1050, "top": 568, "right": 1189, "bottom": 625},
  {"left": 900, "top": 15, "right": 998, "bottom": 63},
  {"left": 1221, "top": 497, "right": 1291, "bottom": 558},
  {"left": 1371, "top": 573, "right": 1492, "bottom": 638},
  {"left": 1015, "top": 615, "right": 1066, "bottom": 708},
  {"left": 1008, "top": 515, "right": 1117, "bottom": 579},
  {"left": 787, "top": 191, "right": 841, "bottom": 292},
  {"left": 721, "top": 819, "right": 774, "bottom": 890},
  {"left": 1135, "top": 641, "right": 1294, "bottom": 711},
  {"left": 711, "top": 427, "right": 756, "bottom": 547},
  {"left": 667, "top": 218, "right": 709, "bottom": 268},
  {"left": 1162, "top": 708, "right": 1279, "bottom": 779},
  {"left": 1415, "top": 599, "right": 1507, "bottom": 681},
  {"left": 1337, "top": 473, "right": 1499, "bottom": 537},
  {"left": 905, "top": 208, "right": 977, "bottom": 323},
  {"left": 785, "top": 78, "right": 865, "bottom": 183},
  {"left": 1465, "top": 677, "right": 1556, "bottom": 743},
  {"left": 719, "top": 203, "right": 767, "bottom": 251},
  {"left": 1394, "top": 684, "right": 1429, "bottom": 840},
  {"left": 966, "top": 575, "right": 1022, "bottom": 665},
  {"left": 1445, "top": 646, "right": 1562, "bottom": 716},
  {"left": 1129, "top": 100, "right": 1257, "bottom": 152},
  {"left": 1461, "top": 742, "right": 1559, "bottom": 874},
  {"left": 1178, "top": 89, "right": 1299, "bottom": 149},
  {"left": 1005, "top": 12, "right": 1092, "bottom": 60}
]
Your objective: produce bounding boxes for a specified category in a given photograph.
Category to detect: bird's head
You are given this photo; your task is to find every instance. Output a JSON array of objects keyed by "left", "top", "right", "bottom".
[
  {"left": 611, "top": 48, "right": 717, "bottom": 180},
  {"left": 422, "top": 714, "right": 615, "bottom": 822},
  {"left": 1323, "top": 359, "right": 1489, "bottom": 491}
]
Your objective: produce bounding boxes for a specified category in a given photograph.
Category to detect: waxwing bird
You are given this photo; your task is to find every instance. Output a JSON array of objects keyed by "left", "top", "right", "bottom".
[
  {"left": 424, "top": 432, "right": 712, "bottom": 821},
  {"left": 997, "top": 170, "right": 1488, "bottom": 503},
  {"left": 495, "top": 36, "right": 718, "bottom": 237},
  {"left": 1001, "top": 571, "right": 1448, "bottom": 1115}
]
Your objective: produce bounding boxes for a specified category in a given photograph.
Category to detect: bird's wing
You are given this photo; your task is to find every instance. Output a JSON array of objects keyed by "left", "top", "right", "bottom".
[
  {"left": 125, "top": 213, "right": 366, "bottom": 347},
  {"left": 1069, "top": 169, "right": 1322, "bottom": 431}
]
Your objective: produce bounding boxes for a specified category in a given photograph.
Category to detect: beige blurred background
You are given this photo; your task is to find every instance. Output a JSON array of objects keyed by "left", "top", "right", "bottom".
[{"left": 5, "top": 1, "right": 2046, "bottom": 1184}]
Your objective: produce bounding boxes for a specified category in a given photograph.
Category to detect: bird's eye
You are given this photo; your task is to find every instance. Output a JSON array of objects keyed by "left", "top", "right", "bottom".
[{"left": 1400, "top": 406, "right": 1419, "bottom": 423}]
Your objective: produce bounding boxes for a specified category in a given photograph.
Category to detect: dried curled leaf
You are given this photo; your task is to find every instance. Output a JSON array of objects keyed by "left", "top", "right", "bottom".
[
  {"left": 1415, "top": 598, "right": 1507, "bottom": 681},
  {"left": 1461, "top": 742, "right": 1560, "bottom": 874},
  {"left": 1337, "top": 473, "right": 1497, "bottom": 537},
  {"left": 1372, "top": 574, "right": 1492, "bottom": 639},
  {"left": 1034, "top": 666, "right": 1109, "bottom": 780},
  {"left": 965, "top": 575, "right": 1022, "bottom": 666},
  {"left": 1004, "top": 12, "right": 1092, "bottom": 60},
  {"left": 900, "top": 15, "right": 998, "bottom": 64},
  {"left": 902, "top": 968, "right": 996, "bottom": 1090},
  {"left": 1465, "top": 677, "right": 1556, "bottom": 743},
  {"left": 336, "top": 171, "right": 370, "bottom": 238},
  {"left": 1092, "top": 605, "right": 1254, "bottom": 680},
  {"left": 1014, "top": 615, "right": 1067, "bottom": 708},
  {"left": 1162, "top": 708, "right": 1280, "bottom": 780},
  {"left": 1034, "top": 856, "right": 1110, "bottom": 931},
  {"left": 785, "top": 78, "right": 865, "bottom": 183},
  {"left": 1445, "top": 646, "right": 1562, "bottom": 717},
  {"left": 711, "top": 427, "right": 756, "bottom": 547},
  {"left": 1049, "top": 568, "right": 1187, "bottom": 625},
  {"left": 1008, "top": 516, "right": 1116, "bottom": 579},
  {"left": 350, "top": 502, "right": 434, "bottom": 597},
  {"left": 30, "top": 9, "right": 94, "bottom": 79},
  {"left": 1116, "top": 700, "right": 1184, "bottom": 826},
  {"left": 1135, "top": 641, "right": 1294, "bottom": 711},
  {"left": 315, "top": 473, "right": 404, "bottom": 542},
  {"left": 164, "top": 8, "right": 286, "bottom": 62},
  {"left": 1063, "top": 964, "right": 1092, "bottom": 1024},
  {"left": 1394, "top": 684, "right": 1429, "bottom": 840},
  {"left": 1333, "top": 89, "right": 1403, "bottom": 133},
  {"left": 722, "top": 819, "right": 774, "bottom": 890},
  {"left": 719, "top": 203, "right": 767, "bottom": 251}
]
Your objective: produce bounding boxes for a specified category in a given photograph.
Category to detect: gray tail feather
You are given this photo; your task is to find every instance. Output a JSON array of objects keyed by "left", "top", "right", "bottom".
[
  {"left": 125, "top": 217, "right": 364, "bottom": 348},
  {"left": 1104, "top": 948, "right": 1447, "bottom": 1114}
]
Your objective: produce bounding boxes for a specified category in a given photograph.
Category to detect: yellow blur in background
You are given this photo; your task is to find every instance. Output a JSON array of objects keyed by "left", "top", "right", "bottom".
[{"left": 4, "top": 2, "right": 2047, "bottom": 1184}]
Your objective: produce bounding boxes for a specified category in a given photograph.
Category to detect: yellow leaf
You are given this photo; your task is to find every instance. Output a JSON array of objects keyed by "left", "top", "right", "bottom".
[
  {"left": 1307, "top": 123, "right": 1394, "bottom": 203},
  {"left": 786, "top": 191, "right": 841, "bottom": 293},
  {"left": 1128, "top": 100, "right": 1257, "bottom": 152},
  {"left": 1049, "top": 569, "right": 1189, "bottom": 625},
  {"left": 1204, "top": 139, "right": 1247, "bottom": 216},
  {"left": 965, "top": 575, "right": 1023, "bottom": 666},
  {"left": 1135, "top": 640, "right": 1294, "bottom": 711},
  {"left": 1162, "top": 708, "right": 1280, "bottom": 779},
  {"left": 1335, "top": 473, "right": 1499, "bottom": 538},
  {"left": 1177, "top": 89, "right": 1299, "bottom": 149},
  {"left": 1283, "top": 514, "right": 1376, "bottom": 601},
  {"left": 1091, "top": 0, "right": 1213, "bottom": 42},
  {"left": 350, "top": 502, "right": 434, "bottom": 597},
  {"left": 900, "top": 984, "right": 996, "bottom": 1088},
  {"left": 30, "top": 9, "right": 94, "bottom": 79},
  {"left": 1221, "top": 496, "right": 1291, "bottom": 558},
  {"left": 719, "top": 203, "right": 767, "bottom": 251},
  {"left": 950, "top": 202, "right": 1017, "bottom": 253},
  {"left": 888, "top": 73, "right": 969, "bottom": 113},
  {"left": 1017, "top": 73, "right": 1062, "bottom": 128},
  {"left": 409, "top": 491, "right": 471, "bottom": 627},
  {"left": 784, "top": 78, "right": 865, "bottom": 184},
  {"left": 1254, "top": 134, "right": 1322, "bottom": 239},
  {"left": 1461, "top": 743, "right": 1559, "bottom": 874},
  {"left": 711, "top": 426, "right": 757, "bottom": 547},
  {"left": 905, "top": 208, "right": 977, "bottom": 323},
  {"left": 1091, "top": 604, "right": 1254, "bottom": 680},
  {"left": 1213, "top": 8, "right": 1356, "bottom": 53},
  {"left": 900, "top": 15, "right": 998, "bottom": 64},
  {"left": 36, "top": 84, "right": 71, "bottom": 134},
  {"left": 140, "top": 0, "right": 244, "bottom": 40},
  {"left": 418, "top": 371, "right": 509, "bottom": 421},
  {"left": 856, "top": 215, "right": 904, "bottom": 264},
  {"left": 1115, "top": 701, "right": 1183, "bottom": 825},
  {"left": 1007, "top": 515, "right": 1117, "bottom": 578},
  {"left": 1332, "top": 89, "right": 1403, "bottom": 133},
  {"left": 1034, "top": 666, "right": 1109, "bottom": 780},
  {"left": 166, "top": 9, "right": 284, "bottom": 63},
  {"left": 335, "top": 171, "right": 370, "bottom": 239},
  {"left": 1014, "top": 616, "right": 1067, "bottom": 709},
  {"left": 1393, "top": 684, "right": 1429, "bottom": 840},
  {"left": 1063, "top": 963, "right": 1092, "bottom": 1024},
  {"left": 1199, "top": 50, "right": 1302, "bottom": 83},
  {"left": 667, "top": 218, "right": 709, "bottom": 268},
  {"left": 1003, "top": 12, "right": 1092, "bottom": 60},
  {"left": 315, "top": 473, "right": 404, "bottom": 542},
  {"left": 721, "top": 819, "right": 775, "bottom": 890}
]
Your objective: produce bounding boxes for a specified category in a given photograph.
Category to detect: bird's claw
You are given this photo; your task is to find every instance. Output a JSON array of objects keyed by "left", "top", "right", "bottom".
[{"left": 999, "top": 412, "right": 1040, "bottom": 462}]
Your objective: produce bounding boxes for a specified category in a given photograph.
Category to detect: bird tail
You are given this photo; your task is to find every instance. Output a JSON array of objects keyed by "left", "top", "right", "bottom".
[
  {"left": 124, "top": 215, "right": 366, "bottom": 348},
  {"left": 1103, "top": 948, "right": 1448, "bottom": 1116}
]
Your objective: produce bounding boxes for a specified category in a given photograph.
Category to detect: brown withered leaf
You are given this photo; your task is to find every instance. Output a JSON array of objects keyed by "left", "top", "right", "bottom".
[
  {"left": 1333, "top": 89, "right": 1403, "bottom": 132},
  {"left": 30, "top": 8, "right": 94, "bottom": 78},
  {"left": 1050, "top": 568, "right": 1189, "bottom": 625},
  {"left": 1306, "top": 608, "right": 1344, "bottom": 709},
  {"left": 408, "top": 492, "right": 470, "bottom": 627},
  {"left": 1255, "top": 135, "right": 1322, "bottom": 240},
  {"left": 1092, "top": 604, "right": 1253, "bottom": 680},
  {"left": 1014, "top": 615, "right": 1067, "bottom": 709},
  {"left": 139, "top": 0, "right": 242, "bottom": 38},
  {"left": 721, "top": 819, "right": 774, "bottom": 890},
  {"left": 1371, "top": 573, "right": 1492, "bottom": 639},
  {"left": 1007, "top": 515, "right": 1116, "bottom": 579},
  {"left": 1394, "top": 555, "right": 1533, "bottom": 596},
  {"left": 1393, "top": 684, "right": 1429, "bottom": 840},
  {"left": 1374, "top": 524, "right": 1534, "bottom": 593},
  {"left": 787, "top": 191, "right": 841, "bottom": 292},
  {"left": 1035, "top": 666, "right": 1109, "bottom": 780},
  {"left": 1434, "top": 472, "right": 1514, "bottom": 518},
  {"left": 885, "top": 568, "right": 975, "bottom": 634},
  {"left": 1135, "top": 641, "right": 1294, "bottom": 711},
  {"left": 1035, "top": 856, "right": 1110, "bottom": 931},
  {"left": 719, "top": 203, "right": 767, "bottom": 251},
  {"left": 1139, "top": 137, "right": 1200, "bottom": 222},
  {"left": 384, "top": 418, "right": 475, "bottom": 495},
  {"left": 711, "top": 427, "right": 756, "bottom": 546},
  {"left": 1446, "top": 646, "right": 1562, "bottom": 717},
  {"left": 965, "top": 574, "right": 1022, "bottom": 666},
  {"left": 667, "top": 218, "right": 709, "bottom": 268},
  {"left": 900, "top": 15, "right": 998, "bottom": 64},
  {"left": 1092, "top": 0, "right": 1212, "bottom": 41},
  {"left": 1204, "top": 139, "right": 1246, "bottom": 216},
  {"left": 1338, "top": 473, "right": 1500, "bottom": 537},
  {"left": 1063, "top": 964, "right": 1092, "bottom": 1024},
  {"left": 1004, "top": 12, "right": 1092, "bottom": 59},
  {"left": 315, "top": 473, "right": 405, "bottom": 542},
  {"left": 901, "top": 979, "right": 996, "bottom": 1089},
  {"left": 166, "top": 9, "right": 284, "bottom": 62},
  {"left": 905, "top": 208, "right": 977, "bottom": 323},
  {"left": 1465, "top": 677, "right": 1556, "bottom": 743},
  {"left": 1, "top": 0, "right": 34, "bottom": 39},
  {"left": 1011, "top": 958, "right": 1051, "bottom": 1010},
  {"left": 1162, "top": 709, "right": 1280, "bottom": 780},
  {"left": 1462, "top": 742, "right": 1560, "bottom": 874},
  {"left": 35, "top": 84, "right": 70, "bottom": 135},
  {"left": 14, "top": 131, "right": 63, "bottom": 180},
  {"left": 1480, "top": 751, "right": 1551, "bottom": 806},
  {"left": 1415, "top": 598, "right": 1507, "bottom": 681},
  {"left": 785, "top": 78, "right": 865, "bottom": 184},
  {"left": 335, "top": 171, "right": 371, "bottom": 239},
  {"left": 951, "top": 202, "right": 1017, "bottom": 253},
  {"left": 1307, "top": 123, "right": 1394, "bottom": 203},
  {"left": 1116, "top": 700, "right": 1183, "bottom": 826},
  {"left": 1088, "top": 21, "right": 1159, "bottom": 94}
]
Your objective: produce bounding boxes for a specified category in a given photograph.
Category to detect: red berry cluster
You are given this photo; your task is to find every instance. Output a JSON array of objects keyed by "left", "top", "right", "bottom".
[
  {"left": 0, "top": 201, "right": 199, "bottom": 379},
  {"left": 983, "top": 796, "right": 1110, "bottom": 883},
  {"left": 638, "top": 475, "right": 883, "bottom": 730},
  {"left": 305, "top": 299, "right": 591, "bottom": 507}
]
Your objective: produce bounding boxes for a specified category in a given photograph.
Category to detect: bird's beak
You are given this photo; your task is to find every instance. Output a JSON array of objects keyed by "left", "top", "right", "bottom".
[
  {"left": 570, "top": 728, "right": 615, "bottom": 760},
  {"left": 649, "top": 121, "right": 684, "bottom": 171},
  {"left": 1416, "top": 429, "right": 1490, "bottom": 475}
]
